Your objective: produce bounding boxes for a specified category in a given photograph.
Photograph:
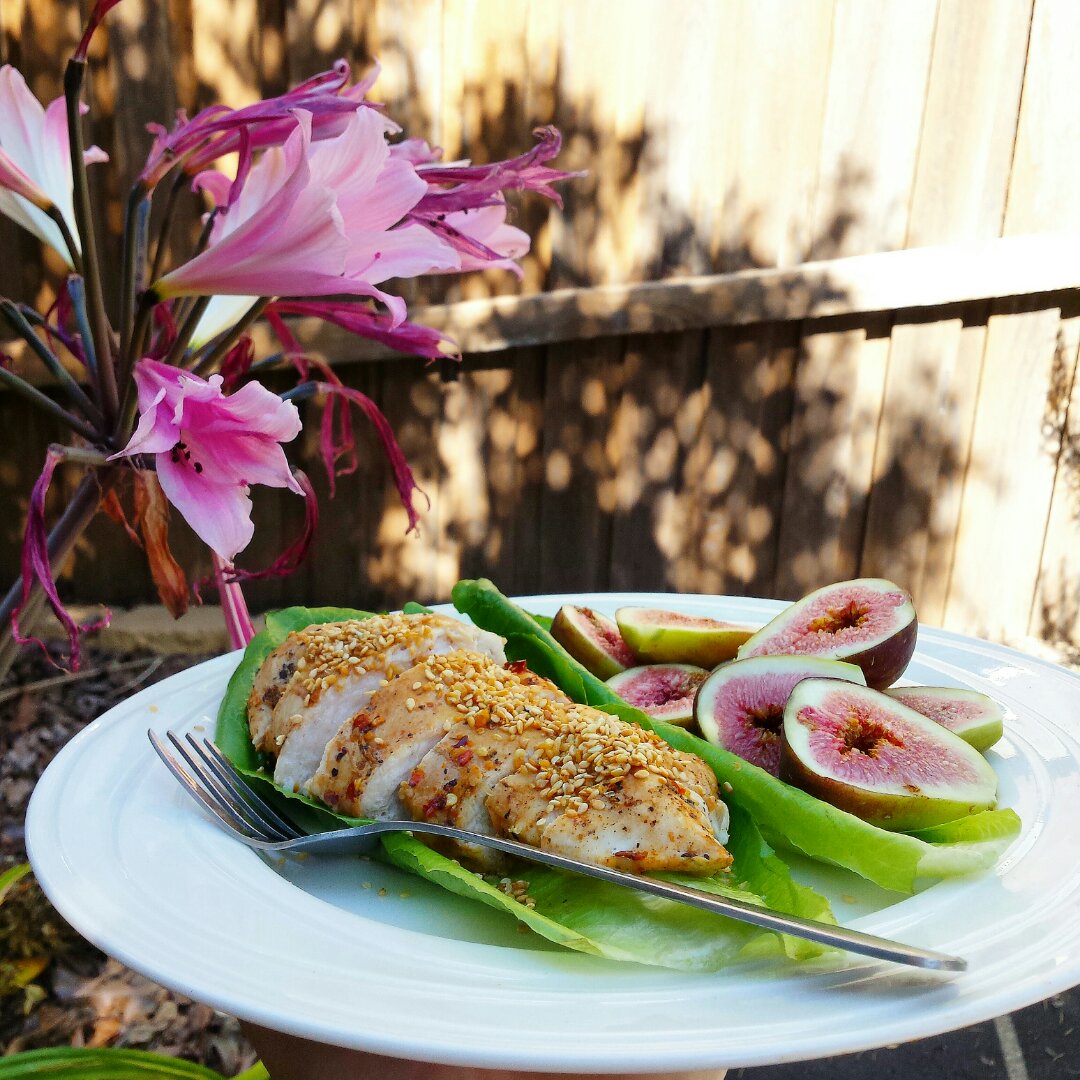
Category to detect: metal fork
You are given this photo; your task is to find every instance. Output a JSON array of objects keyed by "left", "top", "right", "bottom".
[{"left": 149, "top": 729, "right": 966, "bottom": 972}]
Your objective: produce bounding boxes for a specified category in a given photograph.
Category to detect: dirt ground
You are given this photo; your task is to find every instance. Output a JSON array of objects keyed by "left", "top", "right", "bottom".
[{"left": 0, "top": 643, "right": 258, "bottom": 1075}]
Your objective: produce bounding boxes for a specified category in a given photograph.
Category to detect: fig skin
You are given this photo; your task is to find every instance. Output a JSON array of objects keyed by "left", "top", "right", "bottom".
[
  {"left": 606, "top": 663, "right": 709, "bottom": 727},
  {"left": 551, "top": 605, "right": 637, "bottom": 679},
  {"left": 884, "top": 686, "right": 1004, "bottom": 752},
  {"left": 738, "top": 578, "right": 918, "bottom": 689},
  {"left": 615, "top": 607, "right": 756, "bottom": 668},
  {"left": 779, "top": 679, "right": 998, "bottom": 832}
]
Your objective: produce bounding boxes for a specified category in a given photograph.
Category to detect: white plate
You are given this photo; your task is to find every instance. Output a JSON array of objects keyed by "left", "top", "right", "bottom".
[{"left": 26, "top": 593, "right": 1080, "bottom": 1072}]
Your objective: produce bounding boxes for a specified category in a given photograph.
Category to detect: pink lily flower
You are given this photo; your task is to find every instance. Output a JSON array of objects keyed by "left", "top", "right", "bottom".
[
  {"left": 435, "top": 198, "right": 530, "bottom": 276},
  {"left": 0, "top": 66, "right": 107, "bottom": 263},
  {"left": 109, "top": 360, "right": 304, "bottom": 562},
  {"left": 269, "top": 299, "right": 456, "bottom": 362},
  {"left": 156, "top": 109, "right": 459, "bottom": 325},
  {"left": 141, "top": 59, "right": 385, "bottom": 187}
]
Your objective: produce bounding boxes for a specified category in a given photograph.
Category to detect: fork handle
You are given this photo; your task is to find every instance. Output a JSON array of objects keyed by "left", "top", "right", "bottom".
[{"left": 315, "top": 820, "right": 966, "bottom": 971}]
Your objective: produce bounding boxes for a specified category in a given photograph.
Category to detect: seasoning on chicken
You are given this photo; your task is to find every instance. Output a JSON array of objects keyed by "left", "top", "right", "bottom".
[
  {"left": 310, "top": 651, "right": 569, "bottom": 829},
  {"left": 313, "top": 648, "right": 732, "bottom": 876},
  {"left": 247, "top": 614, "right": 505, "bottom": 793}
]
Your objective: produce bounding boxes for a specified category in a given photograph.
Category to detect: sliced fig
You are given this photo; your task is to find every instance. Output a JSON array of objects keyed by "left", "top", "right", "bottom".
[
  {"left": 695, "top": 655, "right": 866, "bottom": 774},
  {"left": 884, "top": 686, "right": 1004, "bottom": 753},
  {"left": 551, "top": 605, "right": 637, "bottom": 679},
  {"left": 615, "top": 607, "right": 757, "bottom": 668},
  {"left": 780, "top": 679, "right": 998, "bottom": 831},
  {"left": 607, "top": 663, "right": 709, "bottom": 727},
  {"left": 738, "top": 578, "right": 917, "bottom": 689}
]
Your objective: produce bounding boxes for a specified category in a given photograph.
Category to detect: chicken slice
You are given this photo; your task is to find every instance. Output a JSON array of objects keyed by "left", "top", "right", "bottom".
[
  {"left": 312, "top": 651, "right": 568, "bottom": 827},
  {"left": 247, "top": 615, "right": 505, "bottom": 793},
  {"left": 485, "top": 705, "right": 732, "bottom": 875}
]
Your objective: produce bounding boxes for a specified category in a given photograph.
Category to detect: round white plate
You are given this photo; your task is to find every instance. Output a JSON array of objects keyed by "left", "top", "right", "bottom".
[{"left": 26, "top": 593, "right": 1080, "bottom": 1072}]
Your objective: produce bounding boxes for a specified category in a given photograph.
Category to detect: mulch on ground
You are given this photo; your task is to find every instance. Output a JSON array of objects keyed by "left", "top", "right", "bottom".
[{"left": 0, "top": 644, "right": 258, "bottom": 1075}]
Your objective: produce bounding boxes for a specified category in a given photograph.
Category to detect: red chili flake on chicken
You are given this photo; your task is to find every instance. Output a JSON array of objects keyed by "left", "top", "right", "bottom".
[
  {"left": 345, "top": 779, "right": 359, "bottom": 801},
  {"left": 613, "top": 849, "right": 648, "bottom": 862},
  {"left": 408, "top": 768, "right": 425, "bottom": 788},
  {"left": 507, "top": 659, "right": 529, "bottom": 674},
  {"left": 351, "top": 713, "right": 375, "bottom": 734},
  {"left": 453, "top": 735, "right": 470, "bottom": 748},
  {"left": 451, "top": 749, "right": 473, "bottom": 767},
  {"left": 422, "top": 793, "right": 448, "bottom": 817}
]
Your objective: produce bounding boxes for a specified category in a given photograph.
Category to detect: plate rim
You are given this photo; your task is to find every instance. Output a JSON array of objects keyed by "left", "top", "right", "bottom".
[{"left": 25, "top": 591, "right": 1080, "bottom": 1071}]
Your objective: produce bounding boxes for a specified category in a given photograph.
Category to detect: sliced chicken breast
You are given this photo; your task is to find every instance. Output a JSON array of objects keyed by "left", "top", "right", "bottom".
[
  {"left": 247, "top": 614, "right": 505, "bottom": 793},
  {"left": 312, "top": 651, "right": 568, "bottom": 826}
]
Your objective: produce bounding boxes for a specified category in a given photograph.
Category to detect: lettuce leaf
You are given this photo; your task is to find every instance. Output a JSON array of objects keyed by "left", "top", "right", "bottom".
[
  {"left": 215, "top": 602, "right": 834, "bottom": 969},
  {"left": 451, "top": 578, "right": 1022, "bottom": 894}
]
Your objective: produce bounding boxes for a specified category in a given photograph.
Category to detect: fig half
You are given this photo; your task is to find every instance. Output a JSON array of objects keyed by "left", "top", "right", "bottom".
[
  {"left": 551, "top": 605, "right": 637, "bottom": 679},
  {"left": 695, "top": 655, "right": 866, "bottom": 774},
  {"left": 615, "top": 607, "right": 756, "bottom": 668},
  {"left": 780, "top": 680, "right": 998, "bottom": 831},
  {"left": 607, "top": 663, "right": 709, "bottom": 727},
  {"left": 884, "top": 686, "right": 1004, "bottom": 752},
  {"left": 738, "top": 578, "right": 917, "bottom": 689}
]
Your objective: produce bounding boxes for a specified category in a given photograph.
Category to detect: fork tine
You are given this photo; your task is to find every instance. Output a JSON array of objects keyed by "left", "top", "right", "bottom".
[
  {"left": 164, "top": 731, "right": 278, "bottom": 840},
  {"left": 186, "top": 736, "right": 302, "bottom": 841},
  {"left": 149, "top": 730, "right": 262, "bottom": 840},
  {"left": 198, "top": 739, "right": 304, "bottom": 840}
]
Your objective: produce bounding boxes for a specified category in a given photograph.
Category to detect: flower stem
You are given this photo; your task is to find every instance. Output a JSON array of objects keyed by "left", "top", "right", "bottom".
[
  {"left": 0, "top": 301, "right": 105, "bottom": 428},
  {"left": 149, "top": 171, "right": 186, "bottom": 284},
  {"left": 44, "top": 206, "right": 83, "bottom": 275},
  {"left": 119, "top": 183, "right": 150, "bottom": 366},
  {"left": 191, "top": 297, "right": 271, "bottom": 375},
  {"left": 67, "top": 276, "right": 98, "bottom": 382},
  {"left": 0, "top": 469, "right": 110, "bottom": 683},
  {"left": 0, "top": 364, "right": 100, "bottom": 441},
  {"left": 212, "top": 552, "right": 255, "bottom": 650},
  {"left": 162, "top": 294, "right": 210, "bottom": 367},
  {"left": 64, "top": 58, "right": 117, "bottom": 423}
]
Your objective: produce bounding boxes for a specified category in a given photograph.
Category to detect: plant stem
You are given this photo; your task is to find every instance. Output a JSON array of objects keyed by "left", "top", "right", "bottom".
[
  {"left": 119, "top": 183, "right": 150, "bottom": 365},
  {"left": 64, "top": 59, "right": 117, "bottom": 423},
  {"left": 149, "top": 171, "right": 186, "bottom": 284},
  {"left": 0, "top": 469, "right": 111, "bottom": 684},
  {"left": 67, "top": 276, "right": 98, "bottom": 382},
  {"left": 113, "top": 292, "right": 156, "bottom": 443},
  {"left": 0, "top": 301, "right": 105, "bottom": 428},
  {"left": 212, "top": 552, "right": 255, "bottom": 649},
  {"left": 192, "top": 297, "right": 270, "bottom": 375},
  {"left": 162, "top": 294, "right": 210, "bottom": 367},
  {"left": 44, "top": 206, "right": 83, "bottom": 275},
  {"left": 0, "top": 366, "right": 100, "bottom": 441}
]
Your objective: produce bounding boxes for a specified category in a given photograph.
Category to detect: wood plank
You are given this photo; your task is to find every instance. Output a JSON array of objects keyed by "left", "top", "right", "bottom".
[
  {"left": 861, "top": 1, "right": 1032, "bottom": 613},
  {"left": 537, "top": 337, "right": 624, "bottom": 593},
  {"left": 775, "top": 316, "right": 892, "bottom": 599},
  {"left": 664, "top": 323, "right": 800, "bottom": 598},
  {"left": 607, "top": 331, "right": 705, "bottom": 592},
  {"left": 808, "top": 0, "right": 937, "bottom": 258},
  {"left": 945, "top": 0, "right": 1080, "bottom": 640},
  {"left": 220, "top": 233, "right": 1080, "bottom": 363},
  {"left": 1031, "top": 303, "right": 1080, "bottom": 646}
]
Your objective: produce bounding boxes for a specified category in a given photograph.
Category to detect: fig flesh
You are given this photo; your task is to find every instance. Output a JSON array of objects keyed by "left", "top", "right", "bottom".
[
  {"left": 780, "top": 679, "right": 998, "bottom": 831},
  {"left": 615, "top": 607, "right": 756, "bottom": 668},
  {"left": 884, "top": 686, "right": 1004, "bottom": 753},
  {"left": 606, "top": 663, "right": 709, "bottom": 727},
  {"left": 551, "top": 605, "right": 637, "bottom": 679},
  {"left": 738, "top": 578, "right": 917, "bottom": 689},
  {"left": 695, "top": 655, "right": 866, "bottom": 774}
]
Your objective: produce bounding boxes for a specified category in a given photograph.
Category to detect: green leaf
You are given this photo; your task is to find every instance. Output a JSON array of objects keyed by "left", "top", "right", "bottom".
[
  {"left": 452, "top": 578, "right": 1023, "bottom": 894},
  {"left": 0, "top": 862, "right": 32, "bottom": 906},
  {"left": 216, "top": 599, "right": 830, "bottom": 970},
  {"left": 402, "top": 601, "right": 434, "bottom": 615},
  {"left": 0, "top": 1047, "right": 233, "bottom": 1078}
]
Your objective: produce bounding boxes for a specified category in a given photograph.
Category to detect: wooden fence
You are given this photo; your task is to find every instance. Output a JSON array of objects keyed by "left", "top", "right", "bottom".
[{"left": 2, "top": 0, "right": 1080, "bottom": 653}]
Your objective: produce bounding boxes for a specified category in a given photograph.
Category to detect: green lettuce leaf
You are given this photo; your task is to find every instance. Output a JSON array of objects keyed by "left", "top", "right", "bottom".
[
  {"left": 216, "top": 602, "right": 833, "bottom": 969},
  {"left": 452, "top": 578, "right": 1023, "bottom": 894}
]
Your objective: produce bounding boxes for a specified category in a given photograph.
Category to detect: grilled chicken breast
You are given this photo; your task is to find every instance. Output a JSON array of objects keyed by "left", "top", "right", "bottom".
[
  {"left": 247, "top": 614, "right": 505, "bottom": 793},
  {"left": 313, "top": 648, "right": 731, "bottom": 876}
]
